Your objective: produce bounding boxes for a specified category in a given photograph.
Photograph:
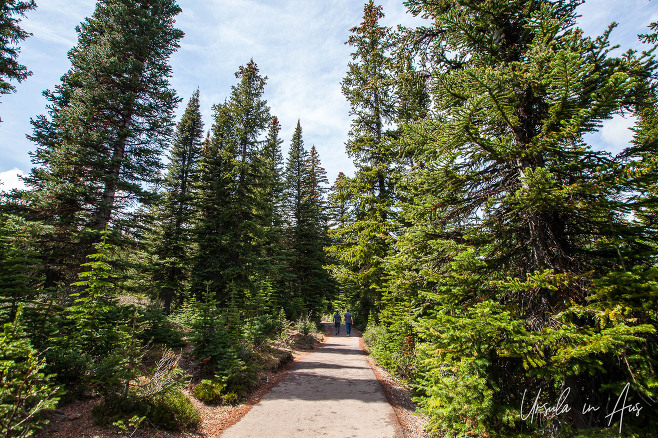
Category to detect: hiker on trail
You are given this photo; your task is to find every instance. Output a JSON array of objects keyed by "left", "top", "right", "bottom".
[
  {"left": 344, "top": 310, "right": 353, "bottom": 336},
  {"left": 333, "top": 311, "right": 341, "bottom": 335}
]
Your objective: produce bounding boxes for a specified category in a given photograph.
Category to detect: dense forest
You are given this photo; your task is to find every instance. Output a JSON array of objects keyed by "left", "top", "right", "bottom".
[{"left": 1, "top": 0, "right": 658, "bottom": 436}]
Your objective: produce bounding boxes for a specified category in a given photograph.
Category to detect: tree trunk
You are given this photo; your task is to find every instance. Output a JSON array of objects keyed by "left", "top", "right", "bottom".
[{"left": 93, "top": 111, "right": 133, "bottom": 231}]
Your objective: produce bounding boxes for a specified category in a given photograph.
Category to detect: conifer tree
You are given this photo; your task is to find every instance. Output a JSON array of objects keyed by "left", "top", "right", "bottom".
[
  {"left": 326, "top": 0, "right": 396, "bottom": 318},
  {"left": 150, "top": 90, "right": 204, "bottom": 313},
  {"left": 389, "top": 1, "right": 658, "bottom": 434},
  {"left": 259, "top": 116, "right": 287, "bottom": 300},
  {"left": 191, "top": 61, "right": 272, "bottom": 306},
  {"left": 24, "top": 0, "right": 183, "bottom": 287},
  {"left": 0, "top": 215, "right": 42, "bottom": 322},
  {"left": 282, "top": 121, "right": 310, "bottom": 316},
  {"left": 191, "top": 101, "right": 237, "bottom": 302},
  {"left": 282, "top": 123, "right": 333, "bottom": 318},
  {"left": 327, "top": 172, "right": 351, "bottom": 230},
  {"left": 0, "top": 0, "right": 36, "bottom": 99},
  {"left": 301, "top": 145, "right": 333, "bottom": 316},
  {"left": 283, "top": 121, "right": 308, "bottom": 227}
]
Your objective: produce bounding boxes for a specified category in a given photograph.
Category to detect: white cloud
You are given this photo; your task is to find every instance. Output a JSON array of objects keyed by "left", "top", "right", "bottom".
[
  {"left": 600, "top": 114, "right": 637, "bottom": 153},
  {"left": 0, "top": 168, "right": 27, "bottom": 192},
  {"left": 1, "top": 1, "right": 652, "bottom": 189}
]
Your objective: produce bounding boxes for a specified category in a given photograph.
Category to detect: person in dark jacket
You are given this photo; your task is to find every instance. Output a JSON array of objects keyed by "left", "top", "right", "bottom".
[{"left": 333, "top": 311, "right": 341, "bottom": 335}]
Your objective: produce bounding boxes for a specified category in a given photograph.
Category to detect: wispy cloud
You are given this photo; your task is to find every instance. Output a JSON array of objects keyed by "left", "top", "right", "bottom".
[{"left": 1, "top": 0, "right": 653, "bottom": 186}]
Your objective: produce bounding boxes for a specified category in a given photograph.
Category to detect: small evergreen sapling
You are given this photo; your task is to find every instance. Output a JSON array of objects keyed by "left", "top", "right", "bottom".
[{"left": 0, "top": 307, "right": 59, "bottom": 438}]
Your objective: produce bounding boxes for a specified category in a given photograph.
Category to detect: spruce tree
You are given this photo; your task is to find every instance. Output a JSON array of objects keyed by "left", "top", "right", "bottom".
[
  {"left": 24, "top": 0, "right": 183, "bottom": 287},
  {"left": 192, "top": 101, "right": 237, "bottom": 303},
  {"left": 326, "top": 0, "right": 396, "bottom": 318},
  {"left": 259, "top": 116, "right": 287, "bottom": 303},
  {"left": 302, "top": 145, "right": 333, "bottom": 316},
  {"left": 0, "top": 0, "right": 36, "bottom": 99},
  {"left": 282, "top": 121, "right": 310, "bottom": 317},
  {"left": 389, "top": 1, "right": 658, "bottom": 434},
  {"left": 150, "top": 89, "right": 204, "bottom": 313},
  {"left": 283, "top": 123, "right": 333, "bottom": 318},
  {"left": 191, "top": 60, "right": 272, "bottom": 306}
]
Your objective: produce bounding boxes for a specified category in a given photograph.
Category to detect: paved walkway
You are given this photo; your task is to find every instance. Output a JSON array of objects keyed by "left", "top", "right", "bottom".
[{"left": 222, "top": 324, "right": 401, "bottom": 437}]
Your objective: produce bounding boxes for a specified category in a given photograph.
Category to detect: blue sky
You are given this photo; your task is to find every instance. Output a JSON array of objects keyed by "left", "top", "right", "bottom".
[{"left": 1, "top": 0, "right": 656, "bottom": 191}]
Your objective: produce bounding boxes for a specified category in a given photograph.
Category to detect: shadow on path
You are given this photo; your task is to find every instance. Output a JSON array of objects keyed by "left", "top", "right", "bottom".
[{"left": 222, "top": 322, "right": 402, "bottom": 437}]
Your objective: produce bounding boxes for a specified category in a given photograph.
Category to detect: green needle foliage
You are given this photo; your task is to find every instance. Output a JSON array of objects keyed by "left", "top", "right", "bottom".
[
  {"left": 0, "top": 215, "right": 43, "bottom": 323},
  {"left": 149, "top": 89, "right": 204, "bottom": 313},
  {"left": 375, "top": 0, "right": 658, "bottom": 435},
  {"left": 0, "top": 307, "right": 59, "bottom": 438},
  {"left": 23, "top": 0, "right": 183, "bottom": 288},
  {"left": 191, "top": 60, "right": 273, "bottom": 307},
  {"left": 0, "top": 0, "right": 36, "bottom": 99},
  {"left": 65, "top": 231, "right": 141, "bottom": 398},
  {"left": 283, "top": 122, "right": 334, "bottom": 319},
  {"left": 326, "top": 0, "right": 398, "bottom": 319}
]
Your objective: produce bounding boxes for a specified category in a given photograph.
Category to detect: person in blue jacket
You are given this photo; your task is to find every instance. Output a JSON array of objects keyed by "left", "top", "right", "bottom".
[{"left": 344, "top": 310, "right": 353, "bottom": 336}]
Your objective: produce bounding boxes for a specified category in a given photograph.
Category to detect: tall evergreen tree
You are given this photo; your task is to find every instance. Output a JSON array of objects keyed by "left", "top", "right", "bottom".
[
  {"left": 302, "top": 145, "right": 333, "bottom": 315},
  {"left": 283, "top": 123, "right": 333, "bottom": 318},
  {"left": 150, "top": 89, "right": 204, "bottom": 313},
  {"left": 259, "top": 116, "right": 287, "bottom": 301},
  {"left": 23, "top": 0, "right": 183, "bottom": 287},
  {"left": 326, "top": 0, "right": 397, "bottom": 318},
  {"left": 283, "top": 121, "right": 309, "bottom": 228},
  {"left": 388, "top": 1, "right": 658, "bottom": 434},
  {"left": 0, "top": 0, "right": 36, "bottom": 99},
  {"left": 327, "top": 172, "right": 352, "bottom": 230},
  {"left": 282, "top": 121, "right": 310, "bottom": 316},
  {"left": 192, "top": 101, "right": 237, "bottom": 302},
  {"left": 191, "top": 60, "right": 272, "bottom": 306}
]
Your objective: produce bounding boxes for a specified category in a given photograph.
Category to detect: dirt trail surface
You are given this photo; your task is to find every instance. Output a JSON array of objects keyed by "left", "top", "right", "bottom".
[{"left": 221, "top": 324, "right": 402, "bottom": 438}]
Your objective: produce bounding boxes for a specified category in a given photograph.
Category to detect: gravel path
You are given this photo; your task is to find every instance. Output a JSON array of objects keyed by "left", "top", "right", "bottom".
[{"left": 221, "top": 324, "right": 403, "bottom": 438}]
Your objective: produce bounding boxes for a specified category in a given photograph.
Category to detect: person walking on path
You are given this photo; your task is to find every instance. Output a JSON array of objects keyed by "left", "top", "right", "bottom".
[
  {"left": 344, "top": 310, "right": 353, "bottom": 336},
  {"left": 333, "top": 311, "right": 341, "bottom": 335}
]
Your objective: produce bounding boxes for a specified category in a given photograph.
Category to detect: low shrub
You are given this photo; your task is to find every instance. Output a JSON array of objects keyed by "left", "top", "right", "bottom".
[
  {"left": 92, "top": 395, "right": 146, "bottom": 426},
  {"left": 93, "top": 349, "right": 196, "bottom": 432},
  {"left": 363, "top": 322, "right": 417, "bottom": 381},
  {"left": 93, "top": 390, "right": 200, "bottom": 432},
  {"left": 192, "top": 379, "right": 225, "bottom": 404},
  {"left": 294, "top": 313, "right": 316, "bottom": 336},
  {"left": 150, "top": 390, "right": 200, "bottom": 431},
  {"left": 221, "top": 391, "right": 238, "bottom": 405},
  {"left": 242, "top": 314, "right": 281, "bottom": 347}
]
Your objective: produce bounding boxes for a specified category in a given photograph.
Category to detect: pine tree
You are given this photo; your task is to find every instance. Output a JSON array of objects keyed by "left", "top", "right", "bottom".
[
  {"left": 150, "top": 90, "right": 204, "bottom": 313},
  {"left": 23, "top": 0, "right": 183, "bottom": 287},
  {"left": 0, "top": 0, "right": 36, "bottom": 99},
  {"left": 389, "top": 1, "right": 658, "bottom": 434}
]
